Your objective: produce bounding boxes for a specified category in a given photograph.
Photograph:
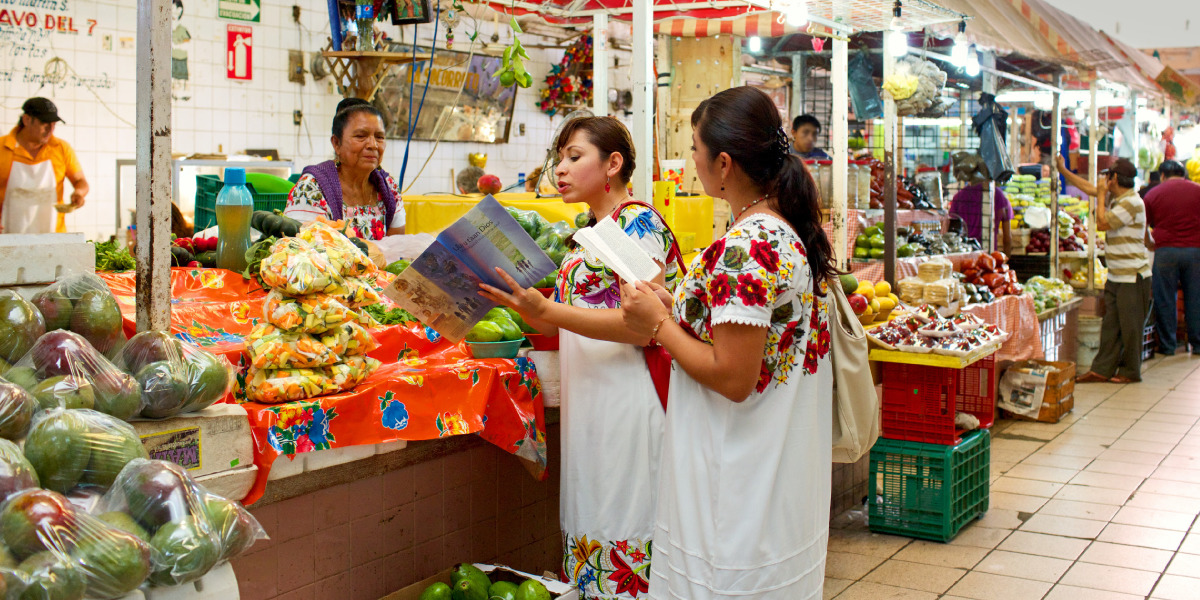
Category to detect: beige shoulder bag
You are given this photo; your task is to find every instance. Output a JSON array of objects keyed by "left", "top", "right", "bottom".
[{"left": 827, "top": 277, "right": 880, "bottom": 463}]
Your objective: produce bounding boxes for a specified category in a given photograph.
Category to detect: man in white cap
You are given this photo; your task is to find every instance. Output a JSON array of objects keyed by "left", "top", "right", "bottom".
[{"left": 0, "top": 97, "right": 89, "bottom": 233}]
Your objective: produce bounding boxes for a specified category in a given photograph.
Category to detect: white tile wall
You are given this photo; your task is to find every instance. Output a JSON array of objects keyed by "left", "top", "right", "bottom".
[{"left": 1, "top": 0, "right": 632, "bottom": 241}]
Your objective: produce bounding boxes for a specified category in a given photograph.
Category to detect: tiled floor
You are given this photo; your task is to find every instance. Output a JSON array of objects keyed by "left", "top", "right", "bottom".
[{"left": 825, "top": 353, "right": 1200, "bottom": 600}]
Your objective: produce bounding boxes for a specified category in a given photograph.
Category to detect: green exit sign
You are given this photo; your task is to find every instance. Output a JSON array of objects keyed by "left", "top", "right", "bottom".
[{"left": 219, "top": 0, "right": 260, "bottom": 22}]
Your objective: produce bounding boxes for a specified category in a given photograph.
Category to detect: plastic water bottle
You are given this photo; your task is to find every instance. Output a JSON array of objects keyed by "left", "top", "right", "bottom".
[{"left": 215, "top": 168, "right": 253, "bottom": 272}]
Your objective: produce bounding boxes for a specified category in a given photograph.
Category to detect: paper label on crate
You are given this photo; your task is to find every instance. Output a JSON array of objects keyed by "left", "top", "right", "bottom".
[{"left": 141, "top": 427, "right": 203, "bottom": 471}]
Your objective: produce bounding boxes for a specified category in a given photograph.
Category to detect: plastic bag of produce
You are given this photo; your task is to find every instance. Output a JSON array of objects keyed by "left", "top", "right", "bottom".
[
  {"left": 0, "top": 292, "right": 46, "bottom": 367},
  {"left": 297, "top": 219, "right": 377, "bottom": 279},
  {"left": 337, "top": 276, "right": 383, "bottom": 308},
  {"left": 0, "top": 487, "right": 154, "bottom": 599},
  {"left": 259, "top": 238, "right": 349, "bottom": 297},
  {"left": 261, "top": 291, "right": 357, "bottom": 334},
  {"left": 244, "top": 356, "right": 380, "bottom": 404},
  {"left": 29, "top": 272, "right": 127, "bottom": 358},
  {"left": 0, "top": 439, "right": 38, "bottom": 504},
  {"left": 317, "top": 321, "right": 379, "bottom": 358},
  {"left": 22, "top": 409, "right": 148, "bottom": 495},
  {"left": 94, "top": 459, "right": 265, "bottom": 588},
  {"left": 0, "top": 567, "right": 30, "bottom": 599},
  {"left": 4, "top": 330, "right": 144, "bottom": 421},
  {"left": 0, "top": 379, "right": 36, "bottom": 440},
  {"left": 117, "top": 332, "right": 233, "bottom": 419},
  {"left": 848, "top": 51, "right": 884, "bottom": 120},
  {"left": 245, "top": 324, "right": 339, "bottom": 370}
]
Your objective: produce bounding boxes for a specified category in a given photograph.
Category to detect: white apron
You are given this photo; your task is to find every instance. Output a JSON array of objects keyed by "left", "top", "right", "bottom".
[
  {"left": 3, "top": 160, "right": 57, "bottom": 234},
  {"left": 559, "top": 330, "right": 664, "bottom": 598}
]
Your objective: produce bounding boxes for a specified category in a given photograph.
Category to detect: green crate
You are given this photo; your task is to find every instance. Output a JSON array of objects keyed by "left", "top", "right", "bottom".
[
  {"left": 868, "top": 429, "right": 990, "bottom": 542},
  {"left": 193, "top": 174, "right": 293, "bottom": 232}
]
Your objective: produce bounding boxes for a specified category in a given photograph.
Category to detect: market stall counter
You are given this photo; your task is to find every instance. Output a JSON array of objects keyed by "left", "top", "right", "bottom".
[{"left": 99, "top": 269, "right": 550, "bottom": 506}]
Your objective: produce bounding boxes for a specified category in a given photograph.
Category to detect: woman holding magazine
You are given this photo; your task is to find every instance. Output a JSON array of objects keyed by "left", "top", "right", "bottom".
[
  {"left": 620, "top": 86, "right": 836, "bottom": 599},
  {"left": 480, "top": 116, "right": 679, "bottom": 598}
]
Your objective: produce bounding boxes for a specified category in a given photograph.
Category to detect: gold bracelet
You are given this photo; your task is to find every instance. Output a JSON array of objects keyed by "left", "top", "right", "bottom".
[{"left": 649, "top": 316, "right": 671, "bottom": 340}]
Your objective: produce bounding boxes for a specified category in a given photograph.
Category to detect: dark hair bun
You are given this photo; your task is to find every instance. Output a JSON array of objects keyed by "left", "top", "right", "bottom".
[{"left": 336, "top": 97, "right": 371, "bottom": 114}]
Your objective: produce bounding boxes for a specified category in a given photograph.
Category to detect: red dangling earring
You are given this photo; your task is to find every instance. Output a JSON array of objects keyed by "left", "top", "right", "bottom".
[{"left": 605, "top": 177, "right": 611, "bottom": 193}]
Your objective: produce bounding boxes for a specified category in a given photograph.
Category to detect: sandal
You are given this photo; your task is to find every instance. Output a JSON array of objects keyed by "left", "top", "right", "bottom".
[
  {"left": 1076, "top": 372, "right": 1110, "bottom": 383},
  {"left": 1109, "top": 376, "right": 1140, "bottom": 384}
]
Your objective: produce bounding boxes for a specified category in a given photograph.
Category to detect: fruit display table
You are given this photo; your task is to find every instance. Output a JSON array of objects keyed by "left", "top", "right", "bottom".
[
  {"left": 98, "top": 269, "right": 550, "bottom": 505},
  {"left": 961, "top": 293, "right": 1043, "bottom": 363}
]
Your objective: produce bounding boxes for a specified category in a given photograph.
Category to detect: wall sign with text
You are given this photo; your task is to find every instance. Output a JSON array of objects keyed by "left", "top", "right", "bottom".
[{"left": 226, "top": 24, "right": 252, "bottom": 81}]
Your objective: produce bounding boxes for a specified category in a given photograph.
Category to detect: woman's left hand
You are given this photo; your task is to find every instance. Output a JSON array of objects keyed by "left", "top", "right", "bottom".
[
  {"left": 620, "top": 281, "right": 671, "bottom": 338},
  {"left": 479, "top": 267, "right": 550, "bottom": 320}
]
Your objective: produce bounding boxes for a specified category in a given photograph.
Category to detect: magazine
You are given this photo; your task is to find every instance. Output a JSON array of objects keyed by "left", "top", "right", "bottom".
[{"left": 382, "top": 196, "right": 557, "bottom": 342}]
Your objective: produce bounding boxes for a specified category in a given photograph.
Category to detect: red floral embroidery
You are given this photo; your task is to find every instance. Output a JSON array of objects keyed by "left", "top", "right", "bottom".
[
  {"left": 755, "top": 360, "right": 772, "bottom": 393},
  {"left": 779, "top": 323, "right": 798, "bottom": 352},
  {"left": 708, "top": 274, "right": 733, "bottom": 306},
  {"left": 607, "top": 549, "right": 649, "bottom": 597},
  {"left": 614, "top": 540, "right": 630, "bottom": 553},
  {"left": 817, "top": 321, "right": 831, "bottom": 357},
  {"left": 701, "top": 238, "right": 726, "bottom": 273},
  {"left": 575, "top": 272, "right": 603, "bottom": 296},
  {"left": 749, "top": 240, "right": 781, "bottom": 273},
  {"left": 628, "top": 548, "right": 647, "bottom": 564},
  {"left": 371, "top": 219, "right": 385, "bottom": 240},
  {"left": 735, "top": 273, "right": 769, "bottom": 306},
  {"left": 803, "top": 342, "right": 819, "bottom": 374},
  {"left": 793, "top": 240, "right": 807, "bottom": 257}
]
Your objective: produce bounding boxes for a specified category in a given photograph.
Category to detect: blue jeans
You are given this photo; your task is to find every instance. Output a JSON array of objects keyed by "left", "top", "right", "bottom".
[{"left": 1152, "top": 247, "right": 1200, "bottom": 354}]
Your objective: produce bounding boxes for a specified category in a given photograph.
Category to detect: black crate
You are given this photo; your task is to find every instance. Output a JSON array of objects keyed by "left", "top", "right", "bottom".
[{"left": 1008, "top": 254, "right": 1052, "bottom": 282}]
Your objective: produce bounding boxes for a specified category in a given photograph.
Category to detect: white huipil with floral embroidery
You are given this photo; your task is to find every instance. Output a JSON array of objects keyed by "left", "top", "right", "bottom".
[
  {"left": 557, "top": 204, "right": 679, "bottom": 599},
  {"left": 284, "top": 173, "right": 405, "bottom": 241},
  {"left": 649, "top": 214, "right": 832, "bottom": 600}
]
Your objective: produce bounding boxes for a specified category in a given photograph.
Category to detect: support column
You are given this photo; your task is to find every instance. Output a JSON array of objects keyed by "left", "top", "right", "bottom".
[
  {"left": 630, "top": 1, "right": 654, "bottom": 203},
  {"left": 831, "top": 39, "right": 849, "bottom": 269},
  {"left": 135, "top": 0, "right": 173, "bottom": 332},
  {"left": 882, "top": 34, "right": 898, "bottom": 285},
  {"left": 1049, "top": 74, "right": 1063, "bottom": 279},
  {"left": 592, "top": 13, "right": 608, "bottom": 117},
  {"left": 1087, "top": 78, "right": 1099, "bottom": 294},
  {"left": 791, "top": 54, "right": 804, "bottom": 122}
]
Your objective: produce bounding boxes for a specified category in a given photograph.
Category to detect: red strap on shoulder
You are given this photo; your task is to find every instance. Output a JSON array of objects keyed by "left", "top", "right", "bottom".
[{"left": 612, "top": 200, "right": 688, "bottom": 274}]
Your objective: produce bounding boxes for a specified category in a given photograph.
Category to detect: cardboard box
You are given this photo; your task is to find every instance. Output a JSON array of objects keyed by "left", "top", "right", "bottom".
[
  {"left": 1001, "top": 360, "right": 1075, "bottom": 423},
  {"left": 383, "top": 564, "right": 577, "bottom": 600},
  {"left": 131, "top": 404, "right": 253, "bottom": 479}
]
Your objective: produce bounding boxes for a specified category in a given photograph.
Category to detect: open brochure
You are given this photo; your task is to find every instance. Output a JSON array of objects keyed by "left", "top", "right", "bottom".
[
  {"left": 572, "top": 217, "right": 660, "bottom": 284},
  {"left": 382, "top": 196, "right": 556, "bottom": 341}
]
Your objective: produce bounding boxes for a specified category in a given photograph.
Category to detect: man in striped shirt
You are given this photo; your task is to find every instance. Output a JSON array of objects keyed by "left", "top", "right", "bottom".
[{"left": 1057, "top": 157, "right": 1152, "bottom": 383}]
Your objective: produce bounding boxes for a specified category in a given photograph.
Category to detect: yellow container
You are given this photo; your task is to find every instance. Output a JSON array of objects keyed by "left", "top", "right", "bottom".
[
  {"left": 653, "top": 182, "right": 714, "bottom": 251},
  {"left": 405, "top": 192, "right": 586, "bottom": 235}
]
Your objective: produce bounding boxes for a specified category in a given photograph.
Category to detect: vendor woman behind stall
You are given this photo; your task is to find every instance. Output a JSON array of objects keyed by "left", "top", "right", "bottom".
[{"left": 285, "top": 98, "right": 405, "bottom": 239}]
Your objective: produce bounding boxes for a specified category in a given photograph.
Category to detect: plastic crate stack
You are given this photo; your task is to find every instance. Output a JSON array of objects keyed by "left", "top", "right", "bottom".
[{"left": 868, "top": 354, "right": 996, "bottom": 542}]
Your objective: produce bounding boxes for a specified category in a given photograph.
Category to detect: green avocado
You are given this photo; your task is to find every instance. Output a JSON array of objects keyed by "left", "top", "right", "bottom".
[
  {"left": 17, "top": 552, "right": 85, "bottom": 600},
  {"left": 69, "top": 290, "right": 122, "bottom": 355},
  {"left": 23, "top": 410, "right": 91, "bottom": 493},
  {"left": 79, "top": 424, "right": 148, "bottom": 489},
  {"left": 3, "top": 367, "right": 39, "bottom": 392},
  {"left": 419, "top": 582, "right": 453, "bottom": 600},
  {"left": 515, "top": 580, "right": 551, "bottom": 600},
  {"left": 574, "top": 212, "right": 591, "bottom": 228},
  {"left": 451, "top": 564, "right": 492, "bottom": 596},
  {"left": 30, "top": 376, "right": 95, "bottom": 411},
  {"left": 488, "top": 581, "right": 520, "bottom": 600},
  {"left": 853, "top": 246, "right": 869, "bottom": 259},
  {"left": 148, "top": 517, "right": 219, "bottom": 587},
  {"left": 96, "top": 511, "right": 150, "bottom": 543},
  {"left": 869, "top": 247, "right": 887, "bottom": 259},
  {"left": 70, "top": 532, "right": 151, "bottom": 598}
]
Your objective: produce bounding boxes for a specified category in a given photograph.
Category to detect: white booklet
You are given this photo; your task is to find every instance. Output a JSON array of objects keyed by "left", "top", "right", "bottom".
[{"left": 573, "top": 217, "right": 661, "bottom": 283}]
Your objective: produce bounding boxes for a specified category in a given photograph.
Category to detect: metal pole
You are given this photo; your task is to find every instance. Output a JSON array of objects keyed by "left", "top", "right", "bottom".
[
  {"left": 630, "top": 0, "right": 653, "bottom": 203},
  {"left": 791, "top": 54, "right": 804, "bottom": 123},
  {"left": 135, "top": 0, "right": 173, "bottom": 332},
  {"left": 592, "top": 13, "right": 609, "bottom": 117},
  {"left": 882, "top": 33, "right": 898, "bottom": 285},
  {"left": 1087, "top": 78, "right": 1099, "bottom": 294},
  {"left": 981, "top": 52, "right": 995, "bottom": 254},
  {"left": 1050, "top": 74, "right": 1063, "bottom": 279},
  {"left": 831, "top": 39, "right": 849, "bottom": 269},
  {"left": 1129, "top": 91, "right": 1139, "bottom": 171}
]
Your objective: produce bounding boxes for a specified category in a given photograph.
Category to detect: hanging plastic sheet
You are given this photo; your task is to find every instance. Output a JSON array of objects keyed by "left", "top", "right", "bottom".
[{"left": 972, "top": 92, "right": 1014, "bottom": 184}]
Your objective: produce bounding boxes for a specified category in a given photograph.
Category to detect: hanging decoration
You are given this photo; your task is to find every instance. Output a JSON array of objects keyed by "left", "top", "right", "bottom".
[{"left": 539, "top": 34, "right": 593, "bottom": 117}]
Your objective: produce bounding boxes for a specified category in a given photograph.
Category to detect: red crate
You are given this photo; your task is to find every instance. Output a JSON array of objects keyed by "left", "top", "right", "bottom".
[{"left": 881, "top": 355, "right": 996, "bottom": 445}]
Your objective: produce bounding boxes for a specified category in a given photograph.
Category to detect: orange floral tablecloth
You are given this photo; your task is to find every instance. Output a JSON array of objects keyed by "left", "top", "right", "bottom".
[{"left": 99, "top": 269, "right": 547, "bottom": 505}]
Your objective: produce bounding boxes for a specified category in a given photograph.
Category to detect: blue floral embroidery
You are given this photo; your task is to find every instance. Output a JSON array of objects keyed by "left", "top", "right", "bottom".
[{"left": 623, "top": 210, "right": 657, "bottom": 239}]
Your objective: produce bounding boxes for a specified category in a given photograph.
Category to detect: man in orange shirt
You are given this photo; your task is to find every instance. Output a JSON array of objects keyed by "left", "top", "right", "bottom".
[{"left": 0, "top": 98, "right": 89, "bottom": 233}]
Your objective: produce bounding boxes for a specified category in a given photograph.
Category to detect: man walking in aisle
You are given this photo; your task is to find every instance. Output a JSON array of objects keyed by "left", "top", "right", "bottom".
[
  {"left": 1057, "top": 157, "right": 1152, "bottom": 383},
  {"left": 1144, "top": 160, "right": 1200, "bottom": 355}
]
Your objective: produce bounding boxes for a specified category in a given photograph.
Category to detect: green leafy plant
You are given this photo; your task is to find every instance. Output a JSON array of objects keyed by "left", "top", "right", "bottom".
[
  {"left": 94, "top": 241, "right": 136, "bottom": 272},
  {"left": 496, "top": 16, "right": 532, "bottom": 88}
]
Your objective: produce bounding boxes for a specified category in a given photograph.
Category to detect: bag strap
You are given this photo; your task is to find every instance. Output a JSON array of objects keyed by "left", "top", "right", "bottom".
[{"left": 612, "top": 200, "right": 688, "bottom": 274}]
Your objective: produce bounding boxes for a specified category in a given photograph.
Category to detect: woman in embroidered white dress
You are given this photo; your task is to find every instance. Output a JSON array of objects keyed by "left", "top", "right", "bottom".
[
  {"left": 285, "top": 98, "right": 405, "bottom": 239},
  {"left": 621, "top": 86, "right": 837, "bottom": 600},
  {"left": 480, "top": 117, "right": 679, "bottom": 599}
]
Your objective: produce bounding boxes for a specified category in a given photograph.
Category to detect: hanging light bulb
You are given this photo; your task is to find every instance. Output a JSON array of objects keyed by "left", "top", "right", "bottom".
[
  {"left": 951, "top": 20, "right": 968, "bottom": 67},
  {"left": 965, "top": 44, "right": 980, "bottom": 77},
  {"left": 786, "top": 0, "right": 808, "bottom": 27},
  {"left": 748, "top": 36, "right": 762, "bottom": 52},
  {"left": 889, "top": 29, "right": 909, "bottom": 56},
  {"left": 888, "top": 1, "right": 908, "bottom": 57}
]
